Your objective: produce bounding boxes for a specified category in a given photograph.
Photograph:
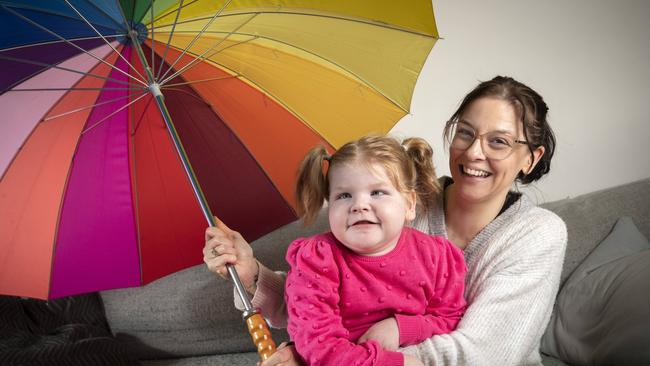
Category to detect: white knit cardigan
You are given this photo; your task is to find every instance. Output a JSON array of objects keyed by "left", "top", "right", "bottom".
[
  {"left": 243, "top": 181, "right": 567, "bottom": 366},
  {"left": 404, "top": 184, "right": 567, "bottom": 366}
]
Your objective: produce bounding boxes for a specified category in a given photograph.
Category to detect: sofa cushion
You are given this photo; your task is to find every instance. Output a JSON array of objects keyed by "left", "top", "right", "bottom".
[
  {"left": 99, "top": 212, "right": 328, "bottom": 360},
  {"left": 540, "top": 178, "right": 650, "bottom": 286},
  {"left": 140, "top": 352, "right": 258, "bottom": 366},
  {"left": 540, "top": 216, "right": 650, "bottom": 365}
]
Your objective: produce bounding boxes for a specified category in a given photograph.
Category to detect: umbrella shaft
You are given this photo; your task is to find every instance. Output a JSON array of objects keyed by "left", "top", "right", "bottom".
[{"left": 128, "top": 30, "right": 254, "bottom": 312}]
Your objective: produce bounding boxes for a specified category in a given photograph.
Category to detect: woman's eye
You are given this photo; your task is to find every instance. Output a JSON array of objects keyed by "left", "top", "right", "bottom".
[
  {"left": 488, "top": 136, "right": 512, "bottom": 149},
  {"left": 456, "top": 127, "right": 475, "bottom": 139}
]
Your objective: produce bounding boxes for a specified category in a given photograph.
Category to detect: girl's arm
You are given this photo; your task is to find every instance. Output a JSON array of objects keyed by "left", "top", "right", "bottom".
[
  {"left": 402, "top": 211, "right": 567, "bottom": 366},
  {"left": 286, "top": 237, "right": 404, "bottom": 366}
]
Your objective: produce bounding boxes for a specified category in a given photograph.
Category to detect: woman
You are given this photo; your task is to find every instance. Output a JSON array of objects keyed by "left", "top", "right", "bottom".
[{"left": 204, "top": 76, "right": 567, "bottom": 366}]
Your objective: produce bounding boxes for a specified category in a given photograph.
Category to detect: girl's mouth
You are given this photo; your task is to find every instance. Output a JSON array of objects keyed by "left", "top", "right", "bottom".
[{"left": 350, "top": 220, "right": 378, "bottom": 227}]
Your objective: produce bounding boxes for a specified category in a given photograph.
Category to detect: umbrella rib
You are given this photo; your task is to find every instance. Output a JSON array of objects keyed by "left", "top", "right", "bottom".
[
  {"left": 79, "top": 0, "right": 127, "bottom": 30},
  {"left": 114, "top": 0, "right": 157, "bottom": 85},
  {"left": 42, "top": 91, "right": 148, "bottom": 122},
  {"left": 150, "top": 0, "right": 155, "bottom": 80},
  {"left": 63, "top": 0, "right": 148, "bottom": 83},
  {"left": 7, "top": 87, "right": 147, "bottom": 92},
  {"left": 152, "top": 10, "right": 436, "bottom": 39},
  {"left": 131, "top": 0, "right": 137, "bottom": 25},
  {"left": 194, "top": 58, "right": 319, "bottom": 137},
  {"left": 0, "top": 55, "right": 141, "bottom": 88},
  {"left": 158, "top": 30, "right": 408, "bottom": 113},
  {"left": 154, "top": 0, "right": 185, "bottom": 81},
  {"left": 81, "top": 92, "right": 150, "bottom": 135},
  {"left": 158, "top": 13, "right": 256, "bottom": 86},
  {"left": 0, "top": 35, "right": 124, "bottom": 53},
  {"left": 158, "top": 35, "right": 256, "bottom": 86},
  {"left": 149, "top": 0, "right": 198, "bottom": 25},
  {"left": 0, "top": 4, "right": 148, "bottom": 87},
  {"left": 157, "top": 87, "right": 213, "bottom": 105},
  {"left": 161, "top": 75, "right": 239, "bottom": 88},
  {"left": 157, "top": 0, "right": 234, "bottom": 83},
  {"left": 131, "top": 91, "right": 155, "bottom": 135},
  {"left": 0, "top": 1, "right": 119, "bottom": 30}
]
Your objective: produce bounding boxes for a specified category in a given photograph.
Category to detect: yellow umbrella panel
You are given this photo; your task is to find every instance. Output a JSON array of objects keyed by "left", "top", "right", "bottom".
[{"left": 150, "top": 0, "right": 438, "bottom": 147}]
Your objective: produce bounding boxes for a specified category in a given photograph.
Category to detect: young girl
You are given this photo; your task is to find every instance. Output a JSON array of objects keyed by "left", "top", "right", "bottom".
[{"left": 285, "top": 135, "right": 467, "bottom": 366}]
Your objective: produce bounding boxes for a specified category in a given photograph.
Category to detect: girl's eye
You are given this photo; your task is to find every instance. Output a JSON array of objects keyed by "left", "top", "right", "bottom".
[
  {"left": 371, "top": 190, "right": 386, "bottom": 197},
  {"left": 336, "top": 192, "right": 351, "bottom": 200}
]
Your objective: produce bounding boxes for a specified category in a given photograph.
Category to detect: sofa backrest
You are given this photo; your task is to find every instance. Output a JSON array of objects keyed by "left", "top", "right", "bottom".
[
  {"left": 540, "top": 178, "right": 649, "bottom": 285},
  {"left": 100, "top": 178, "right": 650, "bottom": 359}
]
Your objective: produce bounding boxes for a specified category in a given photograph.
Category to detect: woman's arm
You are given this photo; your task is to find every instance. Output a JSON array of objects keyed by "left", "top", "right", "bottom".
[{"left": 402, "top": 210, "right": 567, "bottom": 366}]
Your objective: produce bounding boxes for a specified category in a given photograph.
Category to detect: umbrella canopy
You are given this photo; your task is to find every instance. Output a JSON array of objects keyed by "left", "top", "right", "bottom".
[{"left": 0, "top": 0, "right": 438, "bottom": 300}]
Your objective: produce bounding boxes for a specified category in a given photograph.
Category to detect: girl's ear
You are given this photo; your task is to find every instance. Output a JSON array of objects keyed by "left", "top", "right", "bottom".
[
  {"left": 405, "top": 190, "right": 417, "bottom": 221},
  {"left": 523, "top": 145, "right": 545, "bottom": 175}
]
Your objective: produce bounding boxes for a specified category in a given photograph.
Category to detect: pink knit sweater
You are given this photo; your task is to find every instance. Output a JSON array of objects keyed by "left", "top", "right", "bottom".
[{"left": 285, "top": 227, "right": 467, "bottom": 366}]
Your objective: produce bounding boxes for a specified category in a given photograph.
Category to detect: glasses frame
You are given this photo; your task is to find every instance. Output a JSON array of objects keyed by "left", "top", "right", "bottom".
[{"left": 448, "top": 121, "right": 529, "bottom": 161}]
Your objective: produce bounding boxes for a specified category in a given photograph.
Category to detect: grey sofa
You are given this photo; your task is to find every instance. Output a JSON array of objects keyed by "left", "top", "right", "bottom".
[{"left": 99, "top": 178, "right": 650, "bottom": 366}]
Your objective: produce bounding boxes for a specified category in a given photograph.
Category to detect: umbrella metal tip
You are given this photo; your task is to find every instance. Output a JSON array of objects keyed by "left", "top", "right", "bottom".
[{"left": 119, "top": 23, "right": 148, "bottom": 45}]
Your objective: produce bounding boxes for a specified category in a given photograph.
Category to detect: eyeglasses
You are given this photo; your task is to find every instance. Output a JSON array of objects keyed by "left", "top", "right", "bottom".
[{"left": 449, "top": 121, "right": 528, "bottom": 160}]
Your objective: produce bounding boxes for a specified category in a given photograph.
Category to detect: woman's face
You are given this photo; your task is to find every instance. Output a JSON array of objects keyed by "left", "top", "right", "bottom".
[{"left": 448, "top": 97, "right": 544, "bottom": 205}]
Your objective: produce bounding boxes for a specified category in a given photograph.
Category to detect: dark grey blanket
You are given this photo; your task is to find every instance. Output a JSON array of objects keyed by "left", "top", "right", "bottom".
[{"left": 0, "top": 294, "right": 139, "bottom": 366}]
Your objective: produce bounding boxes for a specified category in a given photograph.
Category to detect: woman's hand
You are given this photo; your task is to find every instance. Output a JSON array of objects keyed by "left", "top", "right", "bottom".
[
  {"left": 203, "top": 217, "right": 258, "bottom": 293},
  {"left": 259, "top": 342, "right": 302, "bottom": 366},
  {"left": 357, "top": 317, "right": 400, "bottom": 351}
]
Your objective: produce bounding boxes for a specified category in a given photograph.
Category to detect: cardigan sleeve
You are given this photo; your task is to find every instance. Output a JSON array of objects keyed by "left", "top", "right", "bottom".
[
  {"left": 286, "top": 236, "right": 404, "bottom": 366},
  {"left": 233, "top": 263, "right": 288, "bottom": 328},
  {"left": 395, "top": 237, "right": 467, "bottom": 346},
  {"left": 403, "top": 210, "right": 567, "bottom": 366}
]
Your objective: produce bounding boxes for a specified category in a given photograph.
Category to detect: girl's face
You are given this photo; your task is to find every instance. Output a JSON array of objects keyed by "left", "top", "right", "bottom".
[
  {"left": 327, "top": 160, "right": 416, "bottom": 256},
  {"left": 449, "top": 97, "right": 544, "bottom": 205}
]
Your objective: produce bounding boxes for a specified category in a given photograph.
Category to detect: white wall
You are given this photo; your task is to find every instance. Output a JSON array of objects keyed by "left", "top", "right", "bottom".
[{"left": 391, "top": 0, "right": 650, "bottom": 203}]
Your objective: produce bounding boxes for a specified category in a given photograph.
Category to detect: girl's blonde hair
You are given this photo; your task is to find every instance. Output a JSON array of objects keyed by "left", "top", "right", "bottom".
[{"left": 295, "top": 135, "right": 440, "bottom": 226}]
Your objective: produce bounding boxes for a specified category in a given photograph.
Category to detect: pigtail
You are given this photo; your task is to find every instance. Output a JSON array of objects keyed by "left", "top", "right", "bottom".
[
  {"left": 295, "top": 145, "right": 330, "bottom": 226},
  {"left": 403, "top": 137, "right": 441, "bottom": 209}
]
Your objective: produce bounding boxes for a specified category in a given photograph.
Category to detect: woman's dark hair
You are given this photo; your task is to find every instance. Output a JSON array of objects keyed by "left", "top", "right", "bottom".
[{"left": 443, "top": 76, "right": 556, "bottom": 184}]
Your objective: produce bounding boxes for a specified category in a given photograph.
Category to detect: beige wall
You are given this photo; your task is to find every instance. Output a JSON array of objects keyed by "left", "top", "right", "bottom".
[{"left": 392, "top": 0, "right": 650, "bottom": 202}]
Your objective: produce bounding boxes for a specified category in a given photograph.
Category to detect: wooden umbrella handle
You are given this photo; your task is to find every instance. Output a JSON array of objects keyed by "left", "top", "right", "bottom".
[{"left": 245, "top": 312, "right": 277, "bottom": 360}]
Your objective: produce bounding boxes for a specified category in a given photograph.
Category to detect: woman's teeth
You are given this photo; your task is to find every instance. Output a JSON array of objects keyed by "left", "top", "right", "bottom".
[{"left": 463, "top": 166, "right": 490, "bottom": 177}]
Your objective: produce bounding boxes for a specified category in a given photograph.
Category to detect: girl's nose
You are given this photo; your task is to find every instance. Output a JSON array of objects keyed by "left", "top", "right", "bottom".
[{"left": 350, "top": 197, "right": 370, "bottom": 212}]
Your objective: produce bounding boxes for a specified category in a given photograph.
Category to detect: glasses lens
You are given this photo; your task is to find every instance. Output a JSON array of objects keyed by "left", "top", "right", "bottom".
[
  {"left": 484, "top": 132, "right": 514, "bottom": 160},
  {"left": 450, "top": 122, "right": 474, "bottom": 150},
  {"left": 450, "top": 122, "right": 515, "bottom": 160}
]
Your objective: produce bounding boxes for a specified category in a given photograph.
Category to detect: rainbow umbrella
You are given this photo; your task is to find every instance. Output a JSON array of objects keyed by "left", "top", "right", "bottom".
[{"left": 0, "top": 1, "right": 438, "bottom": 301}]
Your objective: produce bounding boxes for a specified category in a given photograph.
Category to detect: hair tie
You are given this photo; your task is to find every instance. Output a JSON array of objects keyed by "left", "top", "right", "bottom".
[{"left": 323, "top": 155, "right": 331, "bottom": 162}]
